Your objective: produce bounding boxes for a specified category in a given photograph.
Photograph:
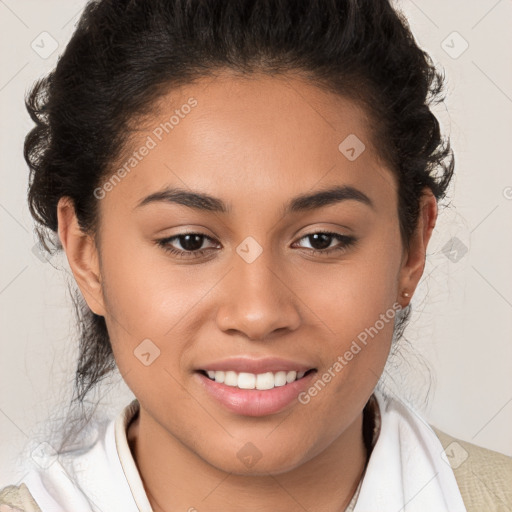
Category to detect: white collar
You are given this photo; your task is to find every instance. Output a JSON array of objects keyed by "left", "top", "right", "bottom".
[
  {"left": 114, "top": 398, "right": 153, "bottom": 512},
  {"left": 353, "top": 392, "right": 467, "bottom": 511},
  {"left": 20, "top": 392, "right": 466, "bottom": 511},
  {"left": 115, "top": 393, "right": 466, "bottom": 511}
]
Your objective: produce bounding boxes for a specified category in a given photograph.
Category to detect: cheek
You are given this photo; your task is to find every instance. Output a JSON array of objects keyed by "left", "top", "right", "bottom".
[
  {"left": 301, "top": 230, "right": 402, "bottom": 336},
  {"left": 99, "top": 227, "right": 229, "bottom": 395},
  {"left": 100, "top": 224, "right": 199, "bottom": 336},
  {"left": 298, "top": 229, "right": 402, "bottom": 396}
]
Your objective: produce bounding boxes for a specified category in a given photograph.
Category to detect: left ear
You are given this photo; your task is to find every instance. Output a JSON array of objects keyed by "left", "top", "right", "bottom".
[{"left": 398, "top": 187, "right": 438, "bottom": 306}]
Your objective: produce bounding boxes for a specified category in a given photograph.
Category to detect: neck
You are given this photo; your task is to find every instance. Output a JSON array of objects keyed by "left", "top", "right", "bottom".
[{"left": 127, "top": 408, "right": 368, "bottom": 512}]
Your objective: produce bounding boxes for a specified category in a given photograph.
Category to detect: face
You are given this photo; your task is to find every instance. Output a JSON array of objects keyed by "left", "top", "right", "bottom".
[{"left": 58, "top": 71, "right": 436, "bottom": 475}]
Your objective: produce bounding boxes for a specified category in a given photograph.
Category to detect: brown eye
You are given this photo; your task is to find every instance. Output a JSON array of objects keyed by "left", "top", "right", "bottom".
[
  {"left": 156, "top": 233, "right": 219, "bottom": 259},
  {"left": 293, "top": 231, "right": 357, "bottom": 255}
]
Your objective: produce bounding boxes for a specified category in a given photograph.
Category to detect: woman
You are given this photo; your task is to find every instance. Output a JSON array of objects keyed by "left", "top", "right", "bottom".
[{"left": 1, "top": 0, "right": 510, "bottom": 511}]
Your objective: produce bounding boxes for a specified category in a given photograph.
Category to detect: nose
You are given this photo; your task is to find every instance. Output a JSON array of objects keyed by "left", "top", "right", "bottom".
[{"left": 215, "top": 247, "right": 302, "bottom": 341}]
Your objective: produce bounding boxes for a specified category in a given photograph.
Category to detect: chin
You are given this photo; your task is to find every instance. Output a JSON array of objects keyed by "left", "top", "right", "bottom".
[{"left": 203, "top": 442, "right": 310, "bottom": 477}]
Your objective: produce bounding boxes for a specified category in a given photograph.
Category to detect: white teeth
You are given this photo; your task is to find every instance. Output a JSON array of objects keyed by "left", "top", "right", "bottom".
[
  {"left": 274, "top": 371, "right": 287, "bottom": 387},
  {"left": 286, "top": 371, "right": 297, "bottom": 383},
  {"left": 224, "top": 371, "right": 238, "bottom": 386},
  {"left": 256, "top": 372, "right": 274, "bottom": 390},
  {"left": 238, "top": 372, "right": 256, "bottom": 389},
  {"left": 203, "top": 369, "right": 309, "bottom": 389}
]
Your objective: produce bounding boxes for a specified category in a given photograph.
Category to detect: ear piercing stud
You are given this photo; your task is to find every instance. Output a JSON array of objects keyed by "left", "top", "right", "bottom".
[{"left": 402, "top": 291, "right": 410, "bottom": 298}]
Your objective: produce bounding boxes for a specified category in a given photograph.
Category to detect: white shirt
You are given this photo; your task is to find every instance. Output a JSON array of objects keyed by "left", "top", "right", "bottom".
[
  {"left": 19, "top": 398, "right": 151, "bottom": 512},
  {"left": 11, "top": 392, "right": 467, "bottom": 512}
]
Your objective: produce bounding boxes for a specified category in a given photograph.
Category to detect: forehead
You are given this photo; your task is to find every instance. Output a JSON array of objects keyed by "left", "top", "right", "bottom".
[{"left": 103, "top": 72, "right": 397, "bottom": 214}]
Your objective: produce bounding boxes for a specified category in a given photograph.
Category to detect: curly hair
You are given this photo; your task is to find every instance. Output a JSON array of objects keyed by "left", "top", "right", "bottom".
[{"left": 25, "top": 0, "right": 454, "bottom": 418}]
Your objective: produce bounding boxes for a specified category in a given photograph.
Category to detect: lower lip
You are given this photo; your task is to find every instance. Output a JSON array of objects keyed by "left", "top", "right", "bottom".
[{"left": 195, "top": 370, "right": 317, "bottom": 417}]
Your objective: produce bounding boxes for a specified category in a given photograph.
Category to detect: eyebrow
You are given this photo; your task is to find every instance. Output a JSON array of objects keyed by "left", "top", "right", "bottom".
[{"left": 134, "top": 184, "right": 374, "bottom": 214}]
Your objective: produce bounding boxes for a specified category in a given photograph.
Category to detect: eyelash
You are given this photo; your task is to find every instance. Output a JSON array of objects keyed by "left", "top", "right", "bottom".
[{"left": 155, "top": 230, "right": 357, "bottom": 259}]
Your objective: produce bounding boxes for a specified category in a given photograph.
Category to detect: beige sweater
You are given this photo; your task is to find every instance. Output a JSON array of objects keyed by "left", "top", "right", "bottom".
[{"left": 432, "top": 427, "right": 512, "bottom": 511}]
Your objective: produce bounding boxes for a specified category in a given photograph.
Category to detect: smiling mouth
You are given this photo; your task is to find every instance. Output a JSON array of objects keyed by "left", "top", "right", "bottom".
[{"left": 197, "top": 368, "right": 317, "bottom": 390}]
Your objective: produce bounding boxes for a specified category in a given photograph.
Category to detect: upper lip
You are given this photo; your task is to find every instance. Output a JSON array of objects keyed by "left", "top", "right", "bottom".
[{"left": 196, "top": 357, "right": 316, "bottom": 374}]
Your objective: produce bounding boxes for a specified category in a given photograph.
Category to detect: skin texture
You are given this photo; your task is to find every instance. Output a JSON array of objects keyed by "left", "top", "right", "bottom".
[{"left": 57, "top": 72, "right": 437, "bottom": 512}]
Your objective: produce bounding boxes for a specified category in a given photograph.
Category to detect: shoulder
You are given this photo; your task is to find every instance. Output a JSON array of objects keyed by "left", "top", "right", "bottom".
[
  {"left": 0, "top": 483, "right": 42, "bottom": 512},
  {"left": 432, "top": 426, "right": 512, "bottom": 512}
]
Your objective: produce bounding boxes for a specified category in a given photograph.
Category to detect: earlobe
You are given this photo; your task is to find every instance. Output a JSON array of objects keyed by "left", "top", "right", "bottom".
[
  {"left": 57, "top": 197, "right": 106, "bottom": 316},
  {"left": 398, "top": 188, "right": 438, "bottom": 305}
]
